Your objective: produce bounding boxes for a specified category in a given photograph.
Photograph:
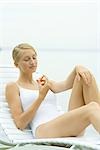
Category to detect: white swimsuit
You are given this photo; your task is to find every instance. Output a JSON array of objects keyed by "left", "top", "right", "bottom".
[{"left": 17, "top": 85, "right": 63, "bottom": 137}]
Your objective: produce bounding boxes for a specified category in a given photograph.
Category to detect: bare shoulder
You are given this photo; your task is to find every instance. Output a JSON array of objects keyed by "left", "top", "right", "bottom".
[
  {"left": 5, "top": 82, "right": 19, "bottom": 94},
  {"left": 6, "top": 82, "right": 17, "bottom": 88}
]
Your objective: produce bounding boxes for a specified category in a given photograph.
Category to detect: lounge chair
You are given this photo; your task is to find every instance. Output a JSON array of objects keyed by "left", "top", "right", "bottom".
[{"left": 0, "top": 66, "right": 100, "bottom": 150}]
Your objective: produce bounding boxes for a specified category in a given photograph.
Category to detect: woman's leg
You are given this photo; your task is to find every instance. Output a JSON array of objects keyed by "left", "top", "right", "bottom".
[
  {"left": 67, "top": 75, "right": 100, "bottom": 135},
  {"left": 83, "top": 76, "right": 100, "bottom": 104},
  {"left": 68, "top": 75, "right": 100, "bottom": 111},
  {"left": 36, "top": 102, "right": 100, "bottom": 138},
  {"left": 36, "top": 75, "right": 100, "bottom": 138},
  {"left": 68, "top": 76, "right": 84, "bottom": 110}
]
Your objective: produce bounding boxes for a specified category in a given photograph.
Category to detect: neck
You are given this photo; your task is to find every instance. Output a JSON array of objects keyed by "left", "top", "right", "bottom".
[{"left": 18, "top": 72, "right": 33, "bottom": 84}]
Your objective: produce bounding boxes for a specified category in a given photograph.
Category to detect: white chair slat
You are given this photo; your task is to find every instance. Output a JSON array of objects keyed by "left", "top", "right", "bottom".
[
  {"left": 13, "top": 139, "right": 35, "bottom": 144},
  {"left": 0, "top": 112, "right": 12, "bottom": 119},
  {"left": 4, "top": 129, "right": 33, "bottom": 136},
  {"left": 8, "top": 136, "right": 34, "bottom": 141},
  {"left": 0, "top": 66, "right": 34, "bottom": 144},
  {"left": 0, "top": 118, "right": 14, "bottom": 123},
  {"left": 0, "top": 107, "right": 10, "bottom": 112},
  {"left": 0, "top": 101, "right": 9, "bottom": 107},
  {"left": 2, "top": 124, "right": 19, "bottom": 129}
]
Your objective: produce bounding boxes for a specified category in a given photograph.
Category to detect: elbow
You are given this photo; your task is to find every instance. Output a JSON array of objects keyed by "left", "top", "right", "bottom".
[
  {"left": 15, "top": 121, "right": 25, "bottom": 130},
  {"left": 14, "top": 118, "right": 26, "bottom": 130},
  {"left": 48, "top": 80, "right": 57, "bottom": 93},
  {"left": 50, "top": 88, "right": 58, "bottom": 93}
]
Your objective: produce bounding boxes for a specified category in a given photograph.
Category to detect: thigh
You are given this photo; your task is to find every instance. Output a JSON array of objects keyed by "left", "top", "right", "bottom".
[
  {"left": 68, "top": 77, "right": 85, "bottom": 110},
  {"left": 35, "top": 105, "right": 90, "bottom": 138},
  {"left": 83, "top": 77, "right": 100, "bottom": 104}
]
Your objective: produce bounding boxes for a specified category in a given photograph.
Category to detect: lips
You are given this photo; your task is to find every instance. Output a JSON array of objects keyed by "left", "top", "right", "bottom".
[{"left": 29, "top": 66, "right": 37, "bottom": 69}]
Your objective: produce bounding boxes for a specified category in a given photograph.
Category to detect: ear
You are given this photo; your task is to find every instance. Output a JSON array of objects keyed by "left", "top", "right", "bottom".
[{"left": 14, "top": 62, "right": 18, "bottom": 67}]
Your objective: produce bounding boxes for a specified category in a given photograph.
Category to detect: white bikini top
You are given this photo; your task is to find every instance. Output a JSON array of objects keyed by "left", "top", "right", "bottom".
[{"left": 16, "top": 84, "right": 57, "bottom": 111}]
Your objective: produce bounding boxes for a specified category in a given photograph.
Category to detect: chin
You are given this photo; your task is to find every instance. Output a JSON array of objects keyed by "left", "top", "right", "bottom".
[{"left": 32, "top": 68, "right": 37, "bottom": 73}]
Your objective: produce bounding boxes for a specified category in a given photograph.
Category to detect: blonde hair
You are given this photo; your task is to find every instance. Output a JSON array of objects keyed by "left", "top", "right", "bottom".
[{"left": 12, "top": 43, "right": 37, "bottom": 65}]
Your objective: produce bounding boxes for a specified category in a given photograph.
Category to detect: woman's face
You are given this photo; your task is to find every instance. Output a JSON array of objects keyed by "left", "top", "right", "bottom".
[{"left": 17, "top": 49, "right": 37, "bottom": 74}]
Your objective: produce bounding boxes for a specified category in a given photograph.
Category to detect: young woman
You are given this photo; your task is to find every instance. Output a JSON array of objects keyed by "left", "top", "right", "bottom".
[{"left": 6, "top": 43, "right": 100, "bottom": 138}]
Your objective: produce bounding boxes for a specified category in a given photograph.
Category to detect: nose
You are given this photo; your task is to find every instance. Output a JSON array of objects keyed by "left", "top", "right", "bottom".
[
  {"left": 29, "top": 59, "right": 34, "bottom": 64},
  {"left": 29, "top": 58, "right": 37, "bottom": 65}
]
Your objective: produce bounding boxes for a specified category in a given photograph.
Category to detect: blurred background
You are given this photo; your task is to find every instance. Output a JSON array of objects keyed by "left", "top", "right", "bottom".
[{"left": 0, "top": 0, "right": 100, "bottom": 109}]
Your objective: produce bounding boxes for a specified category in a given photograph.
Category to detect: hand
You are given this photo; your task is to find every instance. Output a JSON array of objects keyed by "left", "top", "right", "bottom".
[
  {"left": 36, "top": 75, "right": 48, "bottom": 86},
  {"left": 76, "top": 65, "right": 92, "bottom": 85},
  {"left": 37, "top": 75, "right": 50, "bottom": 100}
]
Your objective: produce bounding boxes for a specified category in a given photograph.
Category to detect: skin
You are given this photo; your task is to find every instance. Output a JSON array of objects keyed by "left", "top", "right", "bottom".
[{"left": 6, "top": 49, "right": 100, "bottom": 138}]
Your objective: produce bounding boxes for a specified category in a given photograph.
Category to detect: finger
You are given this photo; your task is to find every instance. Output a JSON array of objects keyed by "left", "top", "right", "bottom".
[
  {"left": 85, "top": 72, "right": 91, "bottom": 85},
  {"left": 40, "top": 78, "right": 47, "bottom": 85},
  {"left": 40, "top": 81, "right": 45, "bottom": 86},
  {"left": 40, "top": 75, "right": 48, "bottom": 81},
  {"left": 36, "top": 79, "right": 40, "bottom": 84},
  {"left": 36, "top": 77, "right": 45, "bottom": 85},
  {"left": 83, "top": 71, "right": 92, "bottom": 85},
  {"left": 80, "top": 72, "right": 88, "bottom": 85},
  {"left": 40, "top": 75, "right": 45, "bottom": 81},
  {"left": 76, "top": 73, "right": 81, "bottom": 81}
]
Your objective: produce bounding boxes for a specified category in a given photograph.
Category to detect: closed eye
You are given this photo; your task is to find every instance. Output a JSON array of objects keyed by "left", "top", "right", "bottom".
[
  {"left": 33, "top": 57, "right": 37, "bottom": 59},
  {"left": 24, "top": 57, "right": 30, "bottom": 61}
]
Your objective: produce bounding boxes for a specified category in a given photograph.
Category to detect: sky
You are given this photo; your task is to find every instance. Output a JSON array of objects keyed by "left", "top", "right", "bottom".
[{"left": 0, "top": 0, "right": 99, "bottom": 51}]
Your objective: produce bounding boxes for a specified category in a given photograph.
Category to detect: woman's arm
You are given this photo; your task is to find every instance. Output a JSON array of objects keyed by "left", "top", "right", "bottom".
[
  {"left": 48, "top": 67, "right": 76, "bottom": 93},
  {"left": 48, "top": 65, "right": 92, "bottom": 93},
  {"left": 5, "top": 82, "right": 49, "bottom": 130}
]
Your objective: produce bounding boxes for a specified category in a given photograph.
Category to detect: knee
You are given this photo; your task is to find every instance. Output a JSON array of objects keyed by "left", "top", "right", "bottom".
[
  {"left": 75, "top": 73, "right": 95, "bottom": 85},
  {"left": 85, "top": 102, "right": 100, "bottom": 123},
  {"left": 74, "top": 74, "right": 83, "bottom": 84},
  {"left": 87, "top": 102, "right": 100, "bottom": 114},
  {"left": 88, "top": 101, "right": 99, "bottom": 109}
]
